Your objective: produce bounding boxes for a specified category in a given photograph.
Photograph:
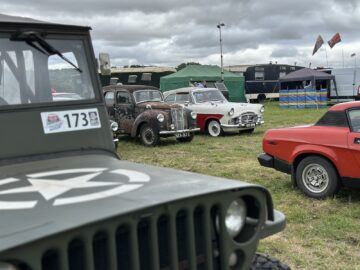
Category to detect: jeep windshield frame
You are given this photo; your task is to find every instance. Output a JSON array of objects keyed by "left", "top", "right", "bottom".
[{"left": 0, "top": 32, "right": 101, "bottom": 110}]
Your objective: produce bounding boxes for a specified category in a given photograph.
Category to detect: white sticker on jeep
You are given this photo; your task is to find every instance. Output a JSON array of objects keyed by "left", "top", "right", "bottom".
[
  {"left": 0, "top": 168, "right": 150, "bottom": 209},
  {"left": 41, "top": 108, "right": 101, "bottom": 134}
]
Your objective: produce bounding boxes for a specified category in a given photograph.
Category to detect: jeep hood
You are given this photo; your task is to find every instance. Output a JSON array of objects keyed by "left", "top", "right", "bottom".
[{"left": 0, "top": 154, "right": 263, "bottom": 252}]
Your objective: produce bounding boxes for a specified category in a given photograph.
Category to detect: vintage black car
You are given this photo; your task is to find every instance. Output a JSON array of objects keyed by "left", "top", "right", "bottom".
[
  {"left": 103, "top": 85, "right": 199, "bottom": 146},
  {"left": 0, "top": 14, "right": 288, "bottom": 270}
]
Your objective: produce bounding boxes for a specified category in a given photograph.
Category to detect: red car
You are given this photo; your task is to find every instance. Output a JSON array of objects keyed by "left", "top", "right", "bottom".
[{"left": 258, "top": 101, "right": 360, "bottom": 198}]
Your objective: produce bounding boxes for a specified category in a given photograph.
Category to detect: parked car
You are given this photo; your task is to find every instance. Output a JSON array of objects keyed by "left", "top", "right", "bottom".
[
  {"left": 103, "top": 85, "right": 199, "bottom": 146},
  {"left": 258, "top": 101, "right": 360, "bottom": 198},
  {"left": 163, "top": 87, "right": 265, "bottom": 136},
  {"left": 0, "top": 14, "right": 288, "bottom": 270}
]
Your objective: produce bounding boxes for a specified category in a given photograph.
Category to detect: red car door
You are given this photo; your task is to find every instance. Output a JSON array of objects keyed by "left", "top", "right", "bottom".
[{"left": 347, "top": 108, "right": 360, "bottom": 178}]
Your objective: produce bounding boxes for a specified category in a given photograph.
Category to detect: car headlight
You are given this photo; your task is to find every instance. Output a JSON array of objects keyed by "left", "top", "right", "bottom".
[
  {"left": 228, "top": 108, "right": 234, "bottom": 116},
  {"left": 191, "top": 111, "right": 197, "bottom": 119},
  {"left": 110, "top": 121, "right": 118, "bottom": 132},
  {"left": 225, "top": 198, "right": 247, "bottom": 238},
  {"left": 157, "top": 113, "right": 165, "bottom": 122},
  {"left": 260, "top": 106, "right": 265, "bottom": 113}
]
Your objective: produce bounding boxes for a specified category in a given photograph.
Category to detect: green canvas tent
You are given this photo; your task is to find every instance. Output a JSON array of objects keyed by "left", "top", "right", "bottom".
[{"left": 160, "top": 65, "right": 246, "bottom": 102}]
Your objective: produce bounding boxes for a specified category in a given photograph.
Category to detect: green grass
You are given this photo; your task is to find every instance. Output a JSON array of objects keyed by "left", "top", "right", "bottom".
[{"left": 117, "top": 102, "right": 360, "bottom": 270}]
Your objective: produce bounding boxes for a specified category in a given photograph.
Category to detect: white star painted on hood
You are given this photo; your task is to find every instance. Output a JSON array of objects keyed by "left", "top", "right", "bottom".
[{"left": 0, "top": 172, "right": 121, "bottom": 200}]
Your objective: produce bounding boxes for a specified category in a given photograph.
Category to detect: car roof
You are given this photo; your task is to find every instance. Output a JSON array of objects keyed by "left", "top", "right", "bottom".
[
  {"left": 329, "top": 101, "right": 360, "bottom": 111},
  {"left": 164, "top": 87, "right": 218, "bottom": 95},
  {"left": 0, "top": 14, "right": 90, "bottom": 31},
  {"left": 103, "top": 84, "right": 159, "bottom": 93}
]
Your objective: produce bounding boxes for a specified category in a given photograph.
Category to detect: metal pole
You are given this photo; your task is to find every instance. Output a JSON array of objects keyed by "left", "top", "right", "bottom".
[{"left": 217, "top": 23, "right": 225, "bottom": 82}]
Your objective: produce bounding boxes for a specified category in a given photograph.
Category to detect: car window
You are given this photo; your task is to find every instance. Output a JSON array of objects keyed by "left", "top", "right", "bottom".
[
  {"left": 175, "top": 93, "right": 190, "bottom": 103},
  {"left": 0, "top": 38, "right": 96, "bottom": 107},
  {"left": 348, "top": 109, "right": 360, "bottom": 132},
  {"left": 165, "top": 94, "right": 175, "bottom": 103},
  {"left": 104, "top": 91, "right": 114, "bottom": 106},
  {"left": 133, "top": 90, "right": 163, "bottom": 103},
  {"left": 116, "top": 91, "right": 132, "bottom": 104}
]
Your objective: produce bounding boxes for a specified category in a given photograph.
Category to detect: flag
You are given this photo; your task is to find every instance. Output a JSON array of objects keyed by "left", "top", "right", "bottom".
[
  {"left": 312, "top": 35, "right": 324, "bottom": 56},
  {"left": 328, "top": 32, "right": 341, "bottom": 48},
  {"left": 351, "top": 53, "right": 356, "bottom": 57}
]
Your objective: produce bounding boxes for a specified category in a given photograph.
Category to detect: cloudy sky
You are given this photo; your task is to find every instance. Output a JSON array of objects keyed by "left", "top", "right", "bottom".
[{"left": 3, "top": 0, "right": 360, "bottom": 68}]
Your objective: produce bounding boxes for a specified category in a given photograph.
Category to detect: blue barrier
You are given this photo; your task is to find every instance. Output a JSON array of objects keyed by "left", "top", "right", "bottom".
[{"left": 279, "top": 88, "right": 328, "bottom": 109}]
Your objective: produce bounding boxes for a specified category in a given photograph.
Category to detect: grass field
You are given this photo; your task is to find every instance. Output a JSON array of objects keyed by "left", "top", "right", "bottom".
[{"left": 117, "top": 102, "right": 360, "bottom": 270}]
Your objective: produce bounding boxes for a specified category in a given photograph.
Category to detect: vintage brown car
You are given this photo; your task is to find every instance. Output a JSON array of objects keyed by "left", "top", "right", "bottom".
[{"left": 103, "top": 85, "right": 199, "bottom": 146}]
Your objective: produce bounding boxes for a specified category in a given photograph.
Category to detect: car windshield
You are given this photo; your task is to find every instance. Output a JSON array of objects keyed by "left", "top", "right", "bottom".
[
  {"left": 193, "top": 89, "right": 226, "bottom": 103},
  {"left": 133, "top": 90, "right": 163, "bottom": 103},
  {"left": 0, "top": 36, "right": 96, "bottom": 107}
]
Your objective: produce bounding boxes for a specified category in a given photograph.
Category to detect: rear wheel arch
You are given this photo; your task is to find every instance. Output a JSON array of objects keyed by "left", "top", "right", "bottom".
[{"left": 293, "top": 153, "right": 339, "bottom": 175}]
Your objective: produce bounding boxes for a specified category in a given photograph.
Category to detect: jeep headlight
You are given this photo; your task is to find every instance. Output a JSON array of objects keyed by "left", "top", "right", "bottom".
[
  {"left": 225, "top": 198, "right": 247, "bottom": 238},
  {"left": 260, "top": 106, "right": 265, "bottom": 113},
  {"left": 191, "top": 111, "right": 197, "bottom": 119},
  {"left": 157, "top": 113, "right": 165, "bottom": 122},
  {"left": 110, "top": 121, "right": 118, "bottom": 132},
  {"left": 228, "top": 108, "right": 234, "bottom": 116}
]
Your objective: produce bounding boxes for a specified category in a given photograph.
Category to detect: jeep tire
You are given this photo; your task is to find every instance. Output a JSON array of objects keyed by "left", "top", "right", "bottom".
[
  {"left": 296, "top": 155, "right": 340, "bottom": 199},
  {"left": 251, "top": 253, "right": 291, "bottom": 270},
  {"left": 140, "top": 124, "right": 160, "bottom": 147}
]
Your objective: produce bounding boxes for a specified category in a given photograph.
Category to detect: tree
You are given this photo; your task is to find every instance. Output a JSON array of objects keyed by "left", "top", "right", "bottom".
[{"left": 176, "top": 62, "right": 201, "bottom": 71}]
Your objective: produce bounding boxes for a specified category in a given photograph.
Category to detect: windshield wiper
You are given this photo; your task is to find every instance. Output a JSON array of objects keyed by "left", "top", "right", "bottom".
[{"left": 10, "top": 31, "right": 82, "bottom": 73}]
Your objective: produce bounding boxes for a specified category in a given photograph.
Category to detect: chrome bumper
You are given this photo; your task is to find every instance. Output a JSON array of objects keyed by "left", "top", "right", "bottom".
[
  {"left": 159, "top": 128, "right": 200, "bottom": 135},
  {"left": 221, "top": 120, "right": 264, "bottom": 130}
]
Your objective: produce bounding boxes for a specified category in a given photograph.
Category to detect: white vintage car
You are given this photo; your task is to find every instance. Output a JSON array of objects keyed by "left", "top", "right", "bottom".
[{"left": 163, "top": 87, "right": 264, "bottom": 136}]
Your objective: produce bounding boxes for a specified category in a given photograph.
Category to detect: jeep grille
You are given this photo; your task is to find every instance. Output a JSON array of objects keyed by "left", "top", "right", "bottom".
[
  {"left": 171, "top": 108, "right": 186, "bottom": 130},
  {"left": 1, "top": 190, "right": 267, "bottom": 270}
]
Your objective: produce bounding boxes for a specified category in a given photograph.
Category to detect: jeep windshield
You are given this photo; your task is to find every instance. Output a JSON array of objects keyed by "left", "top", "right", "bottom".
[
  {"left": 133, "top": 89, "right": 163, "bottom": 103},
  {"left": 193, "top": 89, "right": 227, "bottom": 103},
  {"left": 0, "top": 35, "right": 96, "bottom": 107}
]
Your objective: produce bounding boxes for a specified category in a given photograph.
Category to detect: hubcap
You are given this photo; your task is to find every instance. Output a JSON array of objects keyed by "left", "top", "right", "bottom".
[
  {"left": 208, "top": 121, "right": 221, "bottom": 136},
  {"left": 302, "top": 163, "right": 329, "bottom": 193},
  {"left": 143, "top": 128, "right": 154, "bottom": 143}
]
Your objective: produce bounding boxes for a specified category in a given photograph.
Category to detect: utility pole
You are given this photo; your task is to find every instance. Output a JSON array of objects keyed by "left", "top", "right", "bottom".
[{"left": 217, "top": 22, "right": 225, "bottom": 82}]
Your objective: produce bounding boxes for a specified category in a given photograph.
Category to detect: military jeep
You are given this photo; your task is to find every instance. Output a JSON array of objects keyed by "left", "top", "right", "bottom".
[
  {"left": 0, "top": 14, "right": 288, "bottom": 270},
  {"left": 103, "top": 85, "right": 199, "bottom": 146}
]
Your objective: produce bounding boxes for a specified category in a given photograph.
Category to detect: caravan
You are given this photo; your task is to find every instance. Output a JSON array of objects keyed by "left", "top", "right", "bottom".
[{"left": 328, "top": 67, "right": 360, "bottom": 101}]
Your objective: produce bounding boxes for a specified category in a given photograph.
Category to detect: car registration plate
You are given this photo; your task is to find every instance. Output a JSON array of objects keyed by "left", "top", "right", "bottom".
[
  {"left": 246, "top": 123, "right": 256, "bottom": 128},
  {"left": 175, "top": 132, "right": 190, "bottom": 138}
]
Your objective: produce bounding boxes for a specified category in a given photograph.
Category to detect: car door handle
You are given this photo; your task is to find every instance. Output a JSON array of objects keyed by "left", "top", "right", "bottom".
[{"left": 354, "top": 138, "right": 360, "bottom": 144}]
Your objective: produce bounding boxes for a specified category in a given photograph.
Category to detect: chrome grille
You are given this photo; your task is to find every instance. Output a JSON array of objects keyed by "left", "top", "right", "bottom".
[
  {"left": 240, "top": 112, "right": 258, "bottom": 124},
  {"left": 171, "top": 108, "right": 186, "bottom": 130}
]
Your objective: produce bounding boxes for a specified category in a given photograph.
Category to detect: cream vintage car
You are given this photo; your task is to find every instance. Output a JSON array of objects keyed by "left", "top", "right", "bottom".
[{"left": 163, "top": 87, "right": 265, "bottom": 136}]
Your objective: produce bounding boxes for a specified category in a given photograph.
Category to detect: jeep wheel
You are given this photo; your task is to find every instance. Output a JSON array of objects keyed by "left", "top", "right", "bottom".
[
  {"left": 251, "top": 253, "right": 291, "bottom": 270},
  {"left": 176, "top": 133, "right": 194, "bottom": 143},
  {"left": 296, "top": 156, "right": 340, "bottom": 199},
  {"left": 207, "top": 120, "right": 222, "bottom": 137},
  {"left": 140, "top": 124, "right": 160, "bottom": 146}
]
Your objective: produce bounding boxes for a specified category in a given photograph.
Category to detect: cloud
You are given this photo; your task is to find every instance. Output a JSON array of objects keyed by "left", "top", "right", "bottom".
[{"left": 1, "top": 0, "right": 359, "bottom": 68}]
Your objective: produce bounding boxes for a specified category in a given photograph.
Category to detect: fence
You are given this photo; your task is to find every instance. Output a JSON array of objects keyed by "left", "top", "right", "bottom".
[{"left": 279, "top": 89, "right": 327, "bottom": 109}]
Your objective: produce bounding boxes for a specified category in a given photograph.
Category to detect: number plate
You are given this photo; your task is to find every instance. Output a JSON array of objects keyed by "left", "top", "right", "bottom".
[
  {"left": 175, "top": 132, "right": 190, "bottom": 138},
  {"left": 245, "top": 123, "right": 256, "bottom": 128},
  {"left": 41, "top": 108, "right": 101, "bottom": 134}
]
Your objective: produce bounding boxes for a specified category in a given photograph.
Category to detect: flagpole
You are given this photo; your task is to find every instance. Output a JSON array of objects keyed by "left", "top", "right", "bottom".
[{"left": 324, "top": 46, "right": 329, "bottom": 67}]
